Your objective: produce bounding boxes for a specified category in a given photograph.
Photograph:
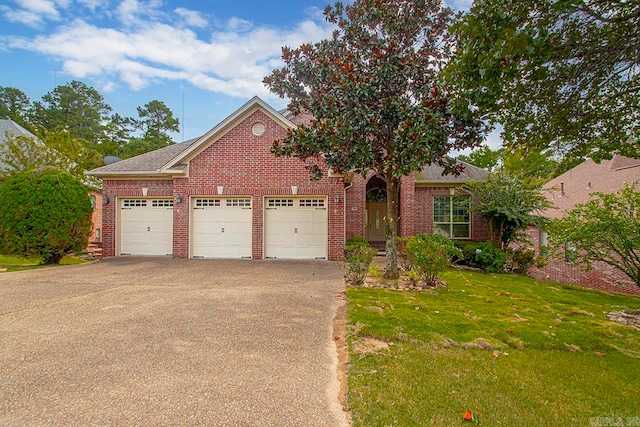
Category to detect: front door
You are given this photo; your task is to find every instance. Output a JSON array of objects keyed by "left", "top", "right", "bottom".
[{"left": 366, "top": 202, "right": 386, "bottom": 242}]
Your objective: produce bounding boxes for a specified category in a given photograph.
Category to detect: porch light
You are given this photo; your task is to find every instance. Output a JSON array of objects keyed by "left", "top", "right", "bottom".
[
  {"left": 102, "top": 195, "right": 110, "bottom": 205},
  {"left": 176, "top": 195, "right": 183, "bottom": 204},
  {"left": 334, "top": 194, "right": 340, "bottom": 203}
]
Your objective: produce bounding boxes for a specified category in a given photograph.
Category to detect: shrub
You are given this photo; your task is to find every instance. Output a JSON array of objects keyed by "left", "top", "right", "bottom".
[
  {"left": 506, "top": 247, "right": 537, "bottom": 275},
  {"left": 405, "top": 233, "right": 459, "bottom": 287},
  {"left": 0, "top": 167, "right": 93, "bottom": 264},
  {"left": 343, "top": 238, "right": 377, "bottom": 285},
  {"left": 455, "top": 241, "right": 507, "bottom": 273},
  {"left": 346, "top": 236, "right": 370, "bottom": 248}
]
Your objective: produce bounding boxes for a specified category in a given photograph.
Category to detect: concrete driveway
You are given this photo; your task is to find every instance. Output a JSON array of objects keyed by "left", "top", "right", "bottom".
[{"left": 0, "top": 258, "right": 348, "bottom": 426}]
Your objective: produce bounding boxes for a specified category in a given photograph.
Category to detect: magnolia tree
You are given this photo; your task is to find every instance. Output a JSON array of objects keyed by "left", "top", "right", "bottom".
[
  {"left": 549, "top": 184, "right": 640, "bottom": 287},
  {"left": 264, "top": 0, "right": 486, "bottom": 277}
]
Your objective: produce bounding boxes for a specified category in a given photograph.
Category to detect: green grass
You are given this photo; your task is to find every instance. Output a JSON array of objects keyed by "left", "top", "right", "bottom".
[
  {"left": 0, "top": 254, "right": 87, "bottom": 271},
  {"left": 347, "top": 270, "right": 640, "bottom": 426}
]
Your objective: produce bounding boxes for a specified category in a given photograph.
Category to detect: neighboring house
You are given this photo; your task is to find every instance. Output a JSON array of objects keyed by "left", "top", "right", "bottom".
[
  {"left": 528, "top": 155, "right": 640, "bottom": 295},
  {"left": 0, "top": 118, "right": 38, "bottom": 173},
  {"left": 0, "top": 118, "right": 36, "bottom": 144},
  {"left": 87, "top": 96, "right": 488, "bottom": 261}
]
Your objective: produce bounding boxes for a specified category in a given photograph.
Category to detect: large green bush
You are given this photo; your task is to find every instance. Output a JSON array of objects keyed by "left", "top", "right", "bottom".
[
  {"left": 455, "top": 241, "right": 507, "bottom": 273},
  {"left": 0, "top": 167, "right": 93, "bottom": 264}
]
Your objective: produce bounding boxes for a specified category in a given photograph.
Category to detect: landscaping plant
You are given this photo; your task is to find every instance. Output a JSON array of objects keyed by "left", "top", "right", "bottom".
[
  {"left": 0, "top": 167, "right": 93, "bottom": 264},
  {"left": 405, "top": 233, "right": 460, "bottom": 287},
  {"left": 342, "top": 237, "right": 377, "bottom": 286}
]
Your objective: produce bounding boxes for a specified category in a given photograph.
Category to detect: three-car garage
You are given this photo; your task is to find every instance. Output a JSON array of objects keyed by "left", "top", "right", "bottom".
[{"left": 118, "top": 196, "right": 329, "bottom": 260}]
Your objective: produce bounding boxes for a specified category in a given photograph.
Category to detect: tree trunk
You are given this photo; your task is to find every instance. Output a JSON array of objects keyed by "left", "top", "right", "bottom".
[{"left": 384, "top": 173, "right": 400, "bottom": 279}]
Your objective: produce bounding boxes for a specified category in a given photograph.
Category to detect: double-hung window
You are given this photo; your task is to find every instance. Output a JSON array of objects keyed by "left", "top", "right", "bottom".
[{"left": 433, "top": 195, "right": 471, "bottom": 239}]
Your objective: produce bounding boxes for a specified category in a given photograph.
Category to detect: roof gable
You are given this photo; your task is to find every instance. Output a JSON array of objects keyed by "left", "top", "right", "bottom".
[{"left": 160, "top": 96, "right": 295, "bottom": 172}]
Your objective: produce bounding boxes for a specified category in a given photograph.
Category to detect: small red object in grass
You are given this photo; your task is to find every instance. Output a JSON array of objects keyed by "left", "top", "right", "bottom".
[
  {"left": 463, "top": 410, "right": 474, "bottom": 421},
  {"left": 506, "top": 329, "right": 515, "bottom": 334},
  {"left": 334, "top": 336, "right": 340, "bottom": 341}
]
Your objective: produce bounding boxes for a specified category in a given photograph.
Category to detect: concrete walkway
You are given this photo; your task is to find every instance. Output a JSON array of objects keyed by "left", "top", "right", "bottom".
[{"left": 0, "top": 258, "right": 348, "bottom": 426}]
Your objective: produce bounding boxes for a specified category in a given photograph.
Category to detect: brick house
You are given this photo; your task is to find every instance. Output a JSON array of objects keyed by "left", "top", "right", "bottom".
[
  {"left": 87, "top": 96, "right": 488, "bottom": 260},
  {"left": 528, "top": 155, "right": 640, "bottom": 295}
]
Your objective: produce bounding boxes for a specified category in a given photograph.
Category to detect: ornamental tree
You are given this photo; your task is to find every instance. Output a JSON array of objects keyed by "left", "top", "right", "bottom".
[
  {"left": 465, "top": 174, "right": 552, "bottom": 249},
  {"left": 0, "top": 167, "right": 93, "bottom": 264},
  {"left": 264, "top": 0, "right": 486, "bottom": 277},
  {"left": 446, "top": 0, "right": 640, "bottom": 161},
  {"left": 548, "top": 184, "right": 640, "bottom": 287}
]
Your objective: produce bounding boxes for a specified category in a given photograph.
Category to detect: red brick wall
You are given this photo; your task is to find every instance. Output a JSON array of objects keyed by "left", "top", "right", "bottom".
[
  {"left": 527, "top": 226, "right": 640, "bottom": 295},
  {"left": 345, "top": 173, "right": 370, "bottom": 240}
]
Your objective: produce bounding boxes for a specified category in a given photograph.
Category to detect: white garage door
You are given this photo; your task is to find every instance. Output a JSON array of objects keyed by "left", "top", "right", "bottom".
[
  {"left": 192, "top": 198, "right": 252, "bottom": 259},
  {"left": 264, "top": 198, "right": 328, "bottom": 260},
  {"left": 120, "top": 199, "right": 173, "bottom": 256}
]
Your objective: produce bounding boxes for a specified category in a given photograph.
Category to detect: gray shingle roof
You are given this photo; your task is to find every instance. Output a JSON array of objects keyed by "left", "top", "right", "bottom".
[
  {"left": 87, "top": 138, "right": 199, "bottom": 176},
  {"left": 0, "top": 119, "right": 36, "bottom": 144},
  {"left": 416, "top": 160, "right": 488, "bottom": 184},
  {"left": 543, "top": 155, "right": 640, "bottom": 219}
]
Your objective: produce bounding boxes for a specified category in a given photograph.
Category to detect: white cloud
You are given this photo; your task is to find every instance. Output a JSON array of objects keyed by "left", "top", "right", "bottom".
[
  {"left": 174, "top": 7, "right": 207, "bottom": 28},
  {"left": 16, "top": 0, "right": 59, "bottom": 18},
  {"left": 227, "top": 16, "right": 251, "bottom": 32},
  {"left": 1, "top": 0, "right": 61, "bottom": 26},
  {"left": 9, "top": 16, "right": 334, "bottom": 99},
  {"left": 115, "top": 0, "right": 162, "bottom": 27},
  {"left": 1, "top": 7, "right": 45, "bottom": 26}
]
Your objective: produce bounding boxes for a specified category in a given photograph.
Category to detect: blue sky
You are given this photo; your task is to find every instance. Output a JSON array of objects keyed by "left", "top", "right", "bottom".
[{"left": 0, "top": 0, "right": 499, "bottom": 150}]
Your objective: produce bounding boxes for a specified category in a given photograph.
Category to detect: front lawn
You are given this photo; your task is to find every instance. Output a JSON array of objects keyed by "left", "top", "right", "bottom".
[
  {"left": 0, "top": 254, "right": 86, "bottom": 272},
  {"left": 347, "top": 270, "right": 640, "bottom": 426}
]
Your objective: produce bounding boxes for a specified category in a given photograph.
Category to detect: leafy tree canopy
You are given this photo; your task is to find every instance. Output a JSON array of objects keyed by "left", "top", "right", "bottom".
[
  {"left": 0, "top": 167, "right": 93, "bottom": 264},
  {"left": 0, "top": 127, "right": 102, "bottom": 185},
  {"left": 548, "top": 184, "right": 640, "bottom": 287},
  {"left": 29, "top": 80, "right": 112, "bottom": 145},
  {"left": 446, "top": 0, "right": 640, "bottom": 161},
  {"left": 0, "top": 86, "right": 32, "bottom": 129},
  {"left": 264, "top": 0, "right": 487, "bottom": 277},
  {"left": 458, "top": 145, "right": 503, "bottom": 172},
  {"left": 119, "top": 100, "right": 179, "bottom": 159}
]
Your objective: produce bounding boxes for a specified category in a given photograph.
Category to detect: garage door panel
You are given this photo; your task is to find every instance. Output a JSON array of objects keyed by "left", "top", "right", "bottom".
[
  {"left": 264, "top": 198, "right": 328, "bottom": 260},
  {"left": 192, "top": 198, "right": 252, "bottom": 259},
  {"left": 120, "top": 199, "right": 173, "bottom": 256}
]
